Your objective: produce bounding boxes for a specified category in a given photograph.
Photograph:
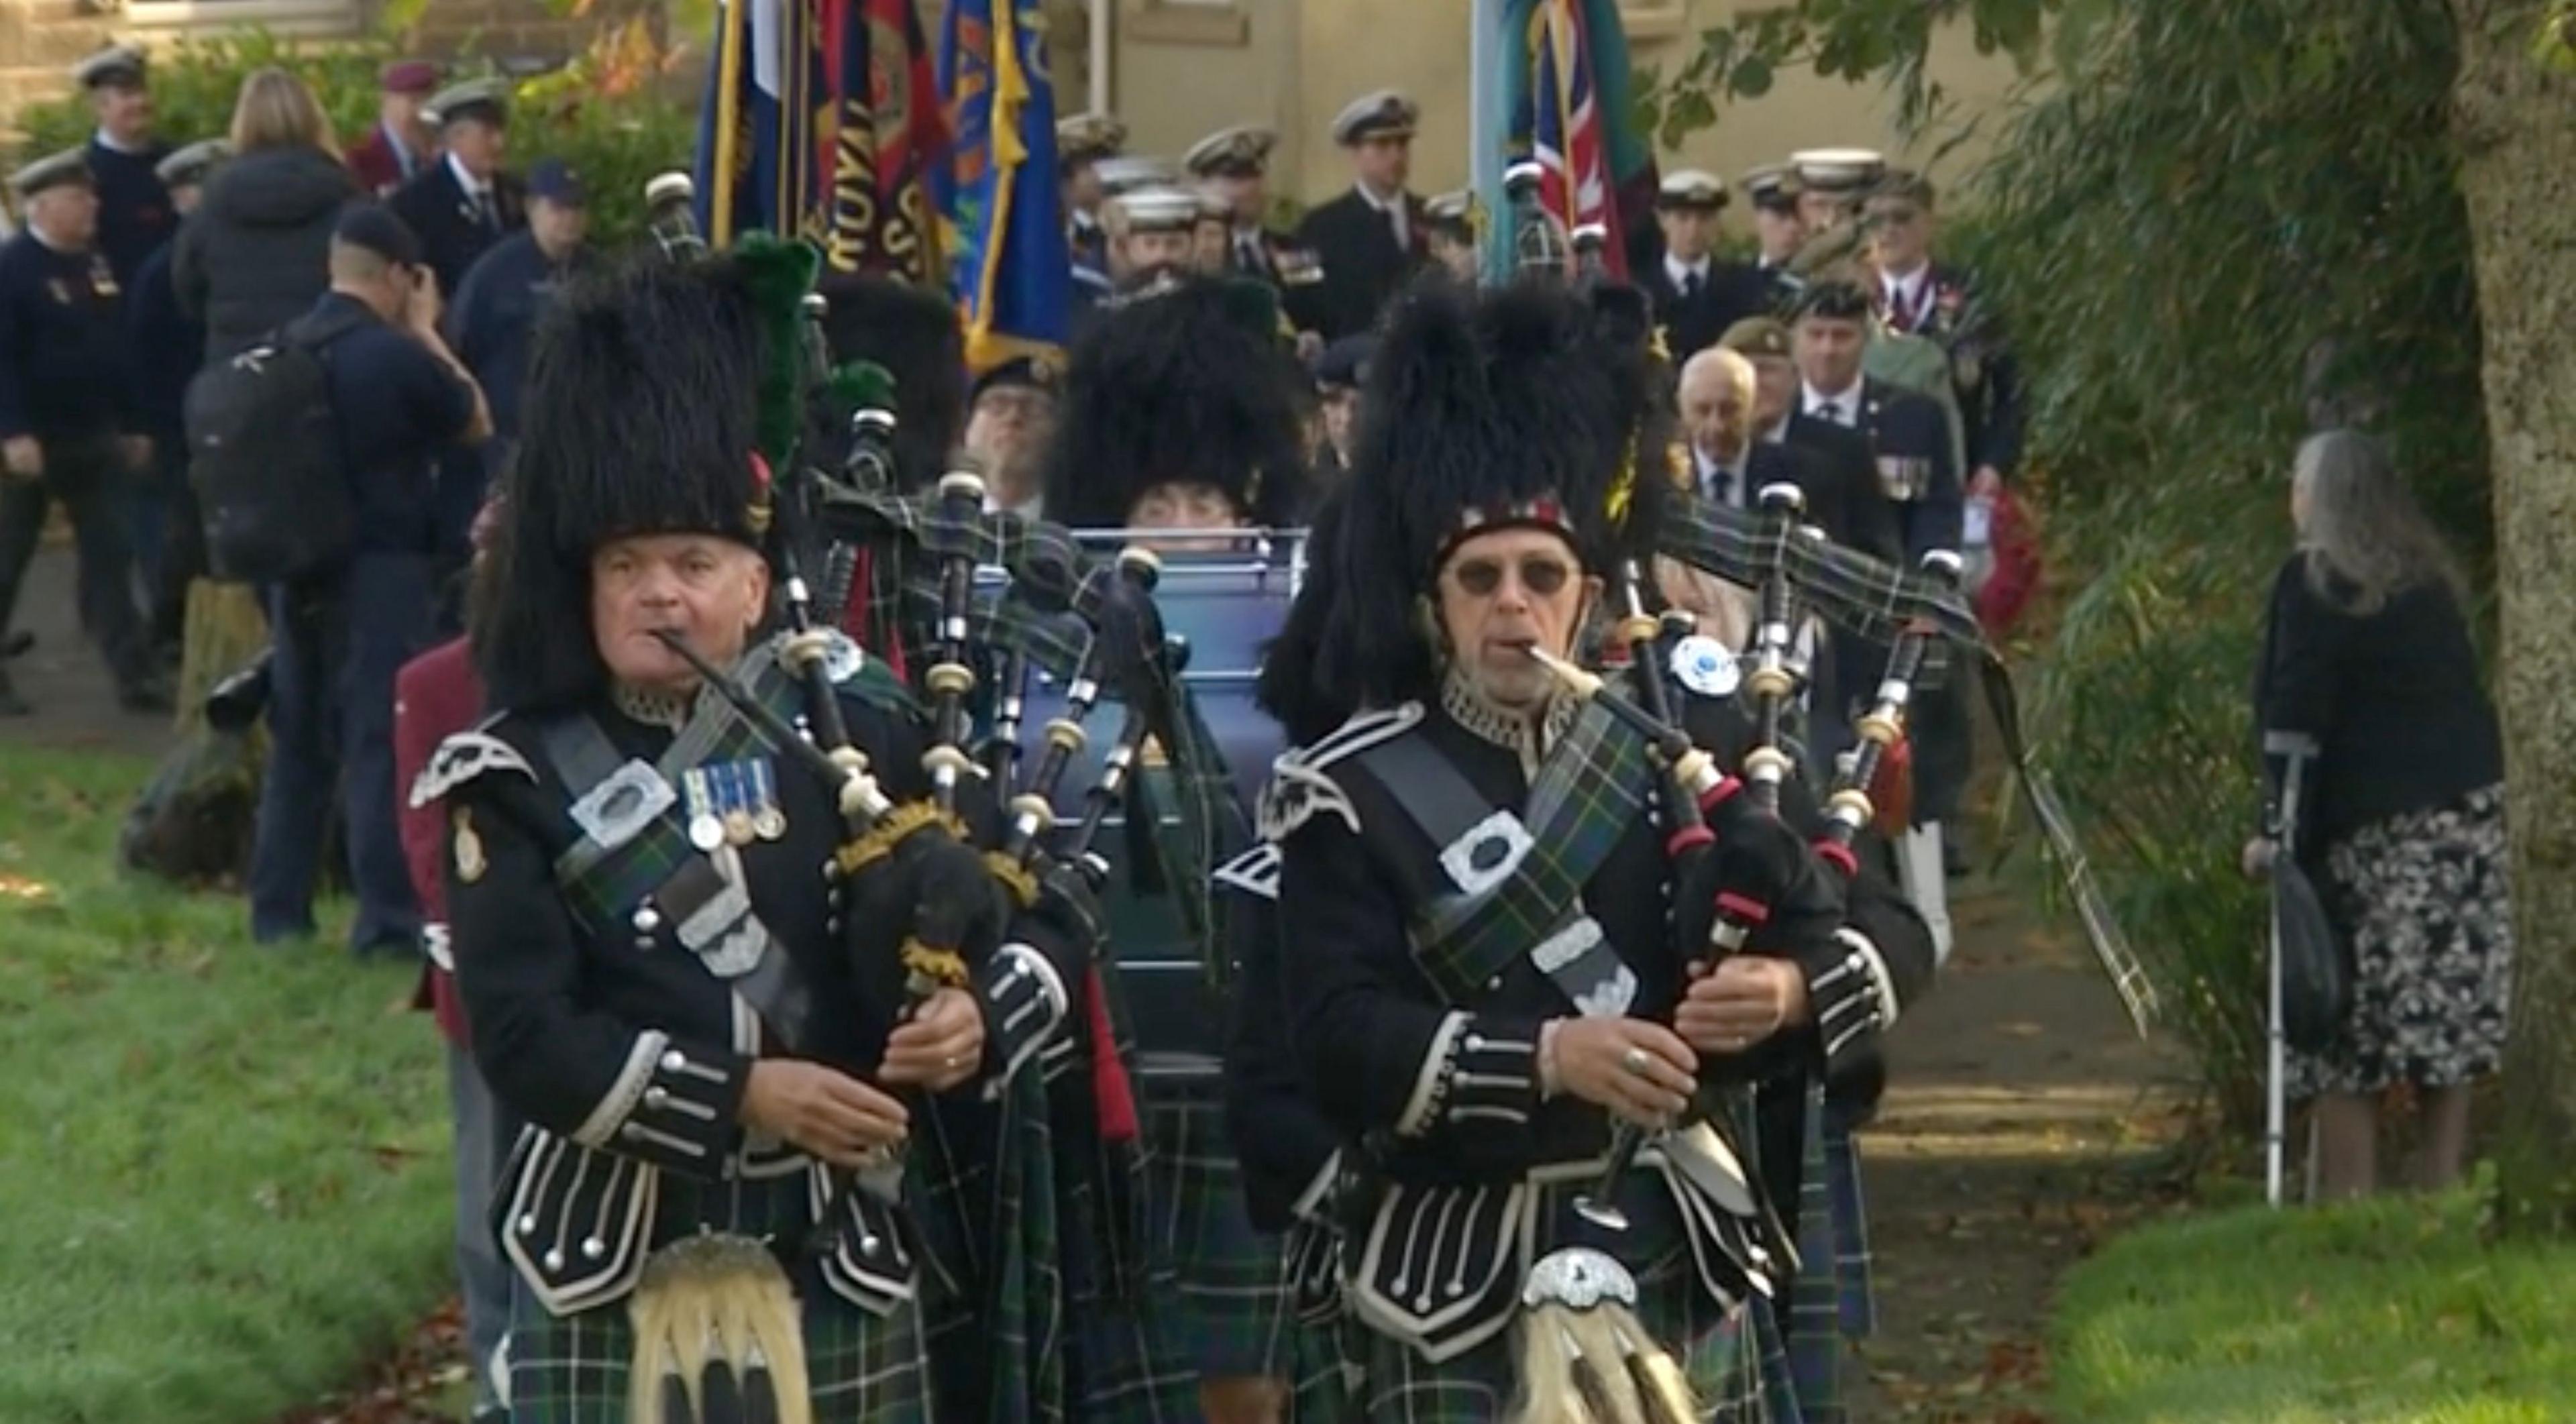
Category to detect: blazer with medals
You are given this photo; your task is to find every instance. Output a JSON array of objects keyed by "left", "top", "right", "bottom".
[
  {"left": 1260, "top": 667, "right": 1935, "bottom": 1361},
  {"left": 423, "top": 639, "right": 1075, "bottom": 1321},
  {"left": 1638, "top": 256, "right": 1767, "bottom": 364},
  {"left": 1296, "top": 186, "right": 1428, "bottom": 340},
  {"left": 1230, "top": 225, "right": 1332, "bottom": 339},
  {"left": 389, "top": 156, "right": 526, "bottom": 295},
  {"left": 1809, "top": 376, "right": 1963, "bottom": 560},
  {"left": 1883, "top": 262, "right": 2025, "bottom": 479}
]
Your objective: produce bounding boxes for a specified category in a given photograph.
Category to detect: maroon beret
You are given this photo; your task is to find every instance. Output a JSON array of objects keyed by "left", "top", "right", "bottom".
[{"left": 380, "top": 60, "right": 438, "bottom": 95}]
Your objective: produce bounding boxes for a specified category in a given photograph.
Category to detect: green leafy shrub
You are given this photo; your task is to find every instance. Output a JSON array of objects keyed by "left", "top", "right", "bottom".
[
  {"left": 9, "top": 21, "right": 698, "bottom": 249},
  {"left": 1966, "top": 0, "right": 2489, "bottom": 1128}
]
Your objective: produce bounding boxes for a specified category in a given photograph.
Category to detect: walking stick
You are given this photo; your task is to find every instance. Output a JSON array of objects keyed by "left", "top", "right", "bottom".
[{"left": 2261, "top": 730, "right": 2319, "bottom": 1209}]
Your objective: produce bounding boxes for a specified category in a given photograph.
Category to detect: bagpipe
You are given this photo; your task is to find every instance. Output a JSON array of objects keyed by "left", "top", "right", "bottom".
[{"left": 1485, "top": 195, "right": 2158, "bottom": 1424}]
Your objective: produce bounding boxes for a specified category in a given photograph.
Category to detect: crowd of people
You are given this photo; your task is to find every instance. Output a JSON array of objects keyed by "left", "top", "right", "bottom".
[{"left": 0, "top": 30, "right": 2516, "bottom": 1424}]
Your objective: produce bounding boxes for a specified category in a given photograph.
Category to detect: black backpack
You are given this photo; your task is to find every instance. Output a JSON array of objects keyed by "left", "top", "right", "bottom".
[{"left": 186, "top": 306, "right": 367, "bottom": 584}]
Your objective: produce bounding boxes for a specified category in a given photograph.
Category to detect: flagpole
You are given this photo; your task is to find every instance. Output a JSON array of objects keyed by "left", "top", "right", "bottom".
[{"left": 1470, "top": 0, "right": 1497, "bottom": 278}]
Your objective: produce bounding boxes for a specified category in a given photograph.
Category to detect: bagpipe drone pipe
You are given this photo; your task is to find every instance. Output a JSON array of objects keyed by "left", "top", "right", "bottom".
[{"left": 796, "top": 360, "right": 1302, "bottom": 1103}]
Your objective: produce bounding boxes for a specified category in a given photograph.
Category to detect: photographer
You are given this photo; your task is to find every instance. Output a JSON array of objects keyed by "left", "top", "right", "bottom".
[{"left": 248, "top": 203, "right": 488, "bottom": 955}]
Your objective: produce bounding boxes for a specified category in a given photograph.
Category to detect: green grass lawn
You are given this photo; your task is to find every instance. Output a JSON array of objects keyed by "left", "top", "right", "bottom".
[
  {"left": 0, "top": 743, "right": 456, "bottom": 1422},
  {"left": 2052, "top": 1185, "right": 2576, "bottom": 1423}
]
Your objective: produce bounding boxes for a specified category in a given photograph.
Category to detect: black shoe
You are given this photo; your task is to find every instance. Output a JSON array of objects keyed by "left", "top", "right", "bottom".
[
  {"left": 0, "top": 673, "right": 27, "bottom": 718},
  {"left": 0, "top": 629, "right": 30, "bottom": 659}
]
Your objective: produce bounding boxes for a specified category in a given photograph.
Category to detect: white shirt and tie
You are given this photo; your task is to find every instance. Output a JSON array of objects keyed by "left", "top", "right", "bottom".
[
  {"left": 1802, "top": 380, "right": 1866, "bottom": 431},
  {"left": 1356, "top": 182, "right": 1410, "bottom": 252},
  {"left": 1880, "top": 263, "right": 1933, "bottom": 333},
  {"left": 1693, "top": 443, "right": 1753, "bottom": 509},
  {"left": 1664, "top": 253, "right": 1711, "bottom": 302},
  {"left": 449, "top": 151, "right": 496, "bottom": 231}
]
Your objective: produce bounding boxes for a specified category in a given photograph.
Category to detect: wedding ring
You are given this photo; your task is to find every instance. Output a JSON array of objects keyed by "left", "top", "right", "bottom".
[{"left": 1621, "top": 1046, "right": 1652, "bottom": 1077}]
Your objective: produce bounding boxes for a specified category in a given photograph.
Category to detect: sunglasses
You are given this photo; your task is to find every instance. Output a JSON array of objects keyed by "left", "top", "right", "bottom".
[{"left": 1448, "top": 553, "right": 1574, "bottom": 598}]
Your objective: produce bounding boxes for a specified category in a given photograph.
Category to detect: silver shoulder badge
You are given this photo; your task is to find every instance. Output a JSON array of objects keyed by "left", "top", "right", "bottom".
[
  {"left": 568, "top": 759, "right": 679, "bottom": 853},
  {"left": 1670, "top": 635, "right": 1741, "bottom": 699},
  {"left": 410, "top": 732, "right": 535, "bottom": 809}
]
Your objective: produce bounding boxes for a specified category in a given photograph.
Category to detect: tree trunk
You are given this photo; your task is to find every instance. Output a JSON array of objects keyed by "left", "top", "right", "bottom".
[{"left": 2450, "top": 0, "right": 2576, "bottom": 1235}]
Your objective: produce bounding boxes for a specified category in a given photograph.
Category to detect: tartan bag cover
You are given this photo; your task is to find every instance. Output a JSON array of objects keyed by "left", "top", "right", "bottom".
[{"left": 1393, "top": 698, "right": 1658, "bottom": 1005}]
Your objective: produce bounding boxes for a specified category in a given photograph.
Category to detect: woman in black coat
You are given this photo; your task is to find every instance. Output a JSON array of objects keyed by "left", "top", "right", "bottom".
[
  {"left": 173, "top": 68, "right": 362, "bottom": 361},
  {"left": 2246, "top": 429, "right": 2511, "bottom": 1199}
]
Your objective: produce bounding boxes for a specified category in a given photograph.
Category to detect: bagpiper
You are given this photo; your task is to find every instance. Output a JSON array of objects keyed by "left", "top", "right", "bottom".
[
  {"left": 1243, "top": 278, "right": 1938, "bottom": 1421},
  {"left": 1042, "top": 272, "right": 1336, "bottom": 1423},
  {"left": 420, "top": 248, "right": 1087, "bottom": 1422}
]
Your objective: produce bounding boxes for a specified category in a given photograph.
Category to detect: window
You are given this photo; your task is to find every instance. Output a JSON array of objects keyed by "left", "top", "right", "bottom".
[
  {"left": 121, "top": 0, "right": 366, "bottom": 38},
  {"left": 1123, "top": 0, "right": 1250, "bottom": 48},
  {"left": 1620, "top": 0, "right": 1688, "bottom": 42}
]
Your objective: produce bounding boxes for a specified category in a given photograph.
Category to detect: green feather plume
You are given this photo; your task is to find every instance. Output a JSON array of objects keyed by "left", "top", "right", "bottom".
[{"left": 730, "top": 233, "right": 823, "bottom": 467}]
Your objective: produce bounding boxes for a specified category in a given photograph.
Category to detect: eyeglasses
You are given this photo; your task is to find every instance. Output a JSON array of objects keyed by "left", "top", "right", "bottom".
[{"left": 1448, "top": 554, "right": 1573, "bottom": 598}]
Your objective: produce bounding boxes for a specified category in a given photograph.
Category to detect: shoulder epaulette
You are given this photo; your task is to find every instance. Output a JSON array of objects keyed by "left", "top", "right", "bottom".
[
  {"left": 1213, "top": 843, "right": 1282, "bottom": 901},
  {"left": 410, "top": 730, "right": 534, "bottom": 809},
  {"left": 1256, "top": 702, "right": 1424, "bottom": 842}
]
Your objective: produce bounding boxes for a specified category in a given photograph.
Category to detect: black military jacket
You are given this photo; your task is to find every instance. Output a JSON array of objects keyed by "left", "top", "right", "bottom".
[
  {"left": 427, "top": 649, "right": 1071, "bottom": 1316},
  {"left": 1267, "top": 671, "right": 1932, "bottom": 1187}
]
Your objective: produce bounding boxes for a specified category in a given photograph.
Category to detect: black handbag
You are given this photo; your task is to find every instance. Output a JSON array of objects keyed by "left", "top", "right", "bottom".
[{"left": 2273, "top": 857, "right": 2353, "bottom": 1054}]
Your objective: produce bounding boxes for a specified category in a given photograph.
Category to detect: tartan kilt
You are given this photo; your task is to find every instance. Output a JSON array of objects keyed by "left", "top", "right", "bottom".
[
  {"left": 1144, "top": 1086, "right": 1294, "bottom": 1381},
  {"left": 1337, "top": 1180, "right": 1763, "bottom": 1423},
  {"left": 1285, "top": 1313, "right": 1364, "bottom": 1423},
  {"left": 1819, "top": 1102, "right": 1876, "bottom": 1340},
  {"left": 1057, "top": 1099, "right": 1201, "bottom": 1421},
  {"left": 502, "top": 1170, "right": 931, "bottom": 1423}
]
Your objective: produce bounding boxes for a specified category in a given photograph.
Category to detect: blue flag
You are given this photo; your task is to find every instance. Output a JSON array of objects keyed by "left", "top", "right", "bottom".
[{"left": 938, "top": 0, "right": 1073, "bottom": 370}]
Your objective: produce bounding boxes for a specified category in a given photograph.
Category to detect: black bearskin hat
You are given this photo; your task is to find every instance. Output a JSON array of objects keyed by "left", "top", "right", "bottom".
[
  {"left": 472, "top": 256, "right": 775, "bottom": 712},
  {"left": 1040, "top": 275, "right": 1308, "bottom": 530},
  {"left": 811, "top": 273, "right": 965, "bottom": 494},
  {"left": 1285, "top": 278, "right": 1674, "bottom": 720}
]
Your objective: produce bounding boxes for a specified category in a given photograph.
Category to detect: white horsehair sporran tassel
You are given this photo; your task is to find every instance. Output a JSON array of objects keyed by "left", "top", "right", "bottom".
[{"left": 627, "top": 1234, "right": 812, "bottom": 1424}]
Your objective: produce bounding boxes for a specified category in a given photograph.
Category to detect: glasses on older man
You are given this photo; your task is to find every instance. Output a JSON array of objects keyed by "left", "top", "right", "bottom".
[{"left": 1448, "top": 553, "right": 1573, "bottom": 598}]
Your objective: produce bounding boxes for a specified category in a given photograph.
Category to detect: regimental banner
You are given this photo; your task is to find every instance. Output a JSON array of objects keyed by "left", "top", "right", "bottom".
[
  {"left": 937, "top": 0, "right": 1073, "bottom": 370},
  {"left": 695, "top": 0, "right": 945, "bottom": 281}
]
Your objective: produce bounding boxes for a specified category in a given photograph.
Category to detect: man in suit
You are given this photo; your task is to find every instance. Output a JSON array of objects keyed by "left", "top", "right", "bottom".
[
  {"left": 1790, "top": 280, "right": 1960, "bottom": 559},
  {"left": 388, "top": 78, "right": 523, "bottom": 298},
  {"left": 1793, "top": 277, "right": 1967, "bottom": 939},
  {"left": 72, "top": 44, "right": 173, "bottom": 289},
  {"left": 1723, "top": 315, "right": 1898, "bottom": 562},
  {"left": 1183, "top": 123, "right": 1327, "bottom": 353},
  {"left": 1056, "top": 111, "right": 1124, "bottom": 281},
  {"left": 346, "top": 61, "right": 441, "bottom": 199},
  {"left": 1639, "top": 169, "right": 1765, "bottom": 365},
  {"left": 1788, "top": 148, "right": 1883, "bottom": 249},
  {"left": 1295, "top": 89, "right": 1426, "bottom": 339},
  {"left": 1865, "top": 168, "right": 2023, "bottom": 500},
  {"left": 1741, "top": 162, "right": 1808, "bottom": 315},
  {"left": 125, "top": 137, "right": 225, "bottom": 660}
]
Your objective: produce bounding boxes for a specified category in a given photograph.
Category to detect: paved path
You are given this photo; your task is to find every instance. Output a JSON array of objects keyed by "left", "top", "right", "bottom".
[
  {"left": 1839, "top": 863, "right": 2186, "bottom": 1421},
  {"left": 1, "top": 546, "right": 174, "bottom": 758}
]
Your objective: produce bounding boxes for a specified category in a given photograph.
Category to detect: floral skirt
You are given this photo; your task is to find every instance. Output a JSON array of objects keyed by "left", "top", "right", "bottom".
[{"left": 2289, "top": 783, "right": 2514, "bottom": 1099}]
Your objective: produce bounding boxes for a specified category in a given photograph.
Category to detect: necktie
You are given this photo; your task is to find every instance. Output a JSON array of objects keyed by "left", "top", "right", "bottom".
[
  {"left": 472, "top": 189, "right": 494, "bottom": 231},
  {"left": 1238, "top": 235, "right": 1263, "bottom": 274},
  {"left": 1682, "top": 270, "right": 1703, "bottom": 301}
]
